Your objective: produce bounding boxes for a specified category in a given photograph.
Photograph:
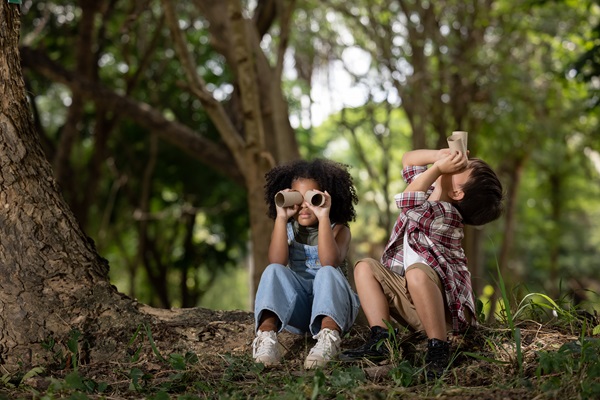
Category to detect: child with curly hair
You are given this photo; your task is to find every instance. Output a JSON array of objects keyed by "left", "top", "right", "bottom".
[{"left": 252, "top": 158, "right": 360, "bottom": 369}]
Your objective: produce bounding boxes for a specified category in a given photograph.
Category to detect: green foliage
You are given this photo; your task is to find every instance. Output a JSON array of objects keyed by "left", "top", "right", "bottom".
[
  {"left": 67, "top": 329, "right": 81, "bottom": 371},
  {"left": 17, "top": 0, "right": 600, "bottom": 315},
  {"left": 390, "top": 360, "right": 418, "bottom": 387},
  {"left": 20, "top": 0, "right": 250, "bottom": 310},
  {"left": 536, "top": 338, "right": 600, "bottom": 398},
  {"left": 495, "top": 261, "right": 524, "bottom": 375}
]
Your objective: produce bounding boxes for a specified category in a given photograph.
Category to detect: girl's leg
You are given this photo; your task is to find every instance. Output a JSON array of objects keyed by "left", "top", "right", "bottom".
[
  {"left": 253, "top": 264, "right": 311, "bottom": 366},
  {"left": 310, "top": 266, "right": 359, "bottom": 335},
  {"left": 257, "top": 310, "right": 278, "bottom": 332},
  {"left": 305, "top": 266, "right": 358, "bottom": 369},
  {"left": 254, "top": 263, "right": 312, "bottom": 335},
  {"left": 320, "top": 316, "right": 339, "bottom": 332}
]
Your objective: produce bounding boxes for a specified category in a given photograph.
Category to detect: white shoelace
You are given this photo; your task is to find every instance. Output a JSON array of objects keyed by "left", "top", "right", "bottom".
[
  {"left": 253, "top": 331, "right": 278, "bottom": 358},
  {"left": 310, "top": 329, "right": 339, "bottom": 355}
]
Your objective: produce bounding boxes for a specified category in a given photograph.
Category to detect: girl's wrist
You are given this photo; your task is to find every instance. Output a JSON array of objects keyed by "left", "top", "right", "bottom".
[
  {"left": 275, "top": 215, "right": 289, "bottom": 223},
  {"left": 318, "top": 215, "right": 331, "bottom": 225}
]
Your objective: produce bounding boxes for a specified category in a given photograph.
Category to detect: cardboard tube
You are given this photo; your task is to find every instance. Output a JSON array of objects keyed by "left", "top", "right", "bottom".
[
  {"left": 305, "top": 190, "right": 325, "bottom": 207},
  {"left": 275, "top": 191, "right": 304, "bottom": 207},
  {"left": 447, "top": 131, "right": 468, "bottom": 154},
  {"left": 447, "top": 136, "right": 465, "bottom": 154}
]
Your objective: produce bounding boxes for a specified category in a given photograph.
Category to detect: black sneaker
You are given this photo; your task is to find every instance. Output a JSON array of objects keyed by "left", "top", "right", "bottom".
[
  {"left": 425, "top": 338, "right": 450, "bottom": 379},
  {"left": 339, "top": 326, "right": 395, "bottom": 361}
]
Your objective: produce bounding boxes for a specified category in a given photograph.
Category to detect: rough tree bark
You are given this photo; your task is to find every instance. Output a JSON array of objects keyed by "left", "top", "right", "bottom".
[
  {"left": 1, "top": 2, "right": 253, "bottom": 371},
  {"left": 1, "top": 1, "right": 137, "bottom": 369}
]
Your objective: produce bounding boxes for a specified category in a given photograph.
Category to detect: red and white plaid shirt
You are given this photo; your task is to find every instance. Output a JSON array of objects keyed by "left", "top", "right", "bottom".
[{"left": 381, "top": 165, "right": 476, "bottom": 332}]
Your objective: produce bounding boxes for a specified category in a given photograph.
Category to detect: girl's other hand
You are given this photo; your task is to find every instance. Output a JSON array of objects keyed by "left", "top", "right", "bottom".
[{"left": 306, "top": 190, "right": 331, "bottom": 220}]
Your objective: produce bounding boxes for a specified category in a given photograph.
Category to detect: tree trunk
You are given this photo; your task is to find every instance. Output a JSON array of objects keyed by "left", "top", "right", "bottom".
[
  {"left": 0, "top": 2, "right": 144, "bottom": 369},
  {"left": 162, "top": 0, "right": 296, "bottom": 299},
  {"left": 1, "top": 3, "right": 253, "bottom": 370}
]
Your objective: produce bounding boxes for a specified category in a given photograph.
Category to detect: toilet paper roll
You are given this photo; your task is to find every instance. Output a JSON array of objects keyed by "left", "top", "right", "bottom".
[
  {"left": 305, "top": 190, "right": 325, "bottom": 207},
  {"left": 275, "top": 191, "right": 304, "bottom": 207},
  {"left": 447, "top": 131, "right": 468, "bottom": 154}
]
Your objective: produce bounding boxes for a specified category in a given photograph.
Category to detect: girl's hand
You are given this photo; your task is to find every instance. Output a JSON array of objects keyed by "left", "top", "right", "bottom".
[
  {"left": 275, "top": 189, "right": 300, "bottom": 220},
  {"left": 433, "top": 150, "right": 468, "bottom": 175},
  {"left": 306, "top": 190, "right": 331, "bottom": 221}
]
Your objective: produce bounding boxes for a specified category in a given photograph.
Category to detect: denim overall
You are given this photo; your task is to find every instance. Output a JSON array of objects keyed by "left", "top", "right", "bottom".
[{"left": 254, "top": 222, "right": 360, "bottom": 335}]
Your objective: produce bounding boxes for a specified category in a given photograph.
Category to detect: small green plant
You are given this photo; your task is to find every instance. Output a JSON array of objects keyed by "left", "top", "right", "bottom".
[
  {"left": 127, "top": 323, "right": 168, "bottom": 363},
  {"left": 536, "top": 337, "right": 600, "bottom": 398},
  {"left": 67, "top": 329, "right": 82, "bottom": 371},
  {"left": 64, "top": 371, "right": 108, "bottom": 394},
  {"left": 0, "top": 366, "right": 45, "bottom": 389},
  {"left": 513, "top": 293, "right": 577, "bottom": 324},
  {"left": 382, "top": 320, "right": 402, "bottom": 360},
  {"left": 390, "top": 360, "right": 418, "bottom": 387},
  {"left": 328, "top": 366, "right": 366, "bottom": 390},
  {"left": 495, "top": 263, "right": 523, "bottom": 376},
  {"left": 128, "top": 367, "right": 153, "bottom": 392},
  {"left": 168, "top": 351, "right": 198, "bottom": 370}
]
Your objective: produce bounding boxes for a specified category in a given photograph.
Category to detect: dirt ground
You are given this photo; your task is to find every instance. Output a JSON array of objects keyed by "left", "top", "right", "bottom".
[
  {"left": 13, "top": 305, "right": 597, "bottom": 399},
  {"left": 136, "top": 306, "right": 591, "bottom": 396}
]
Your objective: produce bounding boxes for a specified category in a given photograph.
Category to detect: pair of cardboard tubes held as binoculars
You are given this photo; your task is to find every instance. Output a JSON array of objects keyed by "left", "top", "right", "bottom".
[
  {"left": 275, "top": 190, "right": 325, "bottom": 208},
  {"left": 447, "top": 130, "right": 468, "bottom": 154}
]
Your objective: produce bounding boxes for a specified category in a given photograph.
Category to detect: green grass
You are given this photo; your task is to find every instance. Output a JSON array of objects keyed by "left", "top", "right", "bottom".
[
  {"left": 2, "top": 283, "right": 599, "bottom": 399},
  {"left": 2, "top": 326, "right": 599, "bottom": 400}
]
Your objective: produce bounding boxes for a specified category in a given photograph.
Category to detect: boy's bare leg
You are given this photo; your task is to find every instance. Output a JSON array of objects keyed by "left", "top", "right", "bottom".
[
  {"left": 339, "top": 260, "right": 396, "bottom": 361},
  {"left": 405, "top": 266, "right": 447, "bottom": 340},
  {"left": 354, "top": 261, "right": 390, "bottom": 328}
]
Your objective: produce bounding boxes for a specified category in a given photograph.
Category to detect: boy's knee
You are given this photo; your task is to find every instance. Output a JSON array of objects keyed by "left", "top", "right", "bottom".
[
  {"left": 353, "top": 260, "right": 373, "bottom": 280},
  {"left": 405, "top": 266, "right": 430, "bottom": 286}
]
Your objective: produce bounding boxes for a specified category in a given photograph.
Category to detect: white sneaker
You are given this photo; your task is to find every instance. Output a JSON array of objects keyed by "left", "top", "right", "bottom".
[
  {"left": 252, "top": 330, "right": 282, "bottom": 366},
  {"left": 304, "top": 328, "right": 341, "bottom": 369}
]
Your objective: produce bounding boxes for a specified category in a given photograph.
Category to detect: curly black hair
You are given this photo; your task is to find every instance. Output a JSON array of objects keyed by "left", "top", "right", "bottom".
[{"left": 264, "top": 158, "right": 358, "bottom": 224}]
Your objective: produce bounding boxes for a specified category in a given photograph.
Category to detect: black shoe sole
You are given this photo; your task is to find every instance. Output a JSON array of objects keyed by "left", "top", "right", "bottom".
[{"left": 338, "top": 353, "right": 388, "bottom": 362}]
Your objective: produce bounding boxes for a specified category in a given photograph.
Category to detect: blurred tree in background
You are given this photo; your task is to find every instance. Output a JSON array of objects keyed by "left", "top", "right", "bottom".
[{"left": 17, "top": 0, "right": 600, "bottom": 316}]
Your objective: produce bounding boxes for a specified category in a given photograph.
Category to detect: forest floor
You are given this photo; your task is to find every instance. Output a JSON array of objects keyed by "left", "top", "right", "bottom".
[{"left": 4, "top": 306, "right": 600, "bottom": 399}]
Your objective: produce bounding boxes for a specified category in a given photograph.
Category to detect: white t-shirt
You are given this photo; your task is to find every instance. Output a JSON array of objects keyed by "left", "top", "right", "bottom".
[{"left": 402, "top": 231, "right": 428, "bottom": 270}]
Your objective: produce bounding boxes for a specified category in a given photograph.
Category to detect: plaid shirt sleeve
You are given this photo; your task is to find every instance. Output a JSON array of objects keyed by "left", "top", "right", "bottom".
[
  {"left": 394, "top": 165, "right": 433, "bottom": 209},
  {"left": 402, "top": 165, "right": 427, "bottom": 184}
]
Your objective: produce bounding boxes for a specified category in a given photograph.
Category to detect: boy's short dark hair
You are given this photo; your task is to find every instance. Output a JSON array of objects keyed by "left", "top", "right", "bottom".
[{"left": 455, "top": 159, "right": 504, "bottom": 226}]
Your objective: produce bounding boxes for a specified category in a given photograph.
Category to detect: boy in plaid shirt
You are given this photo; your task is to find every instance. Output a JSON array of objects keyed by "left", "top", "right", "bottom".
[{"left": 340, "top": 148, "right": 503, "bottom": 379}]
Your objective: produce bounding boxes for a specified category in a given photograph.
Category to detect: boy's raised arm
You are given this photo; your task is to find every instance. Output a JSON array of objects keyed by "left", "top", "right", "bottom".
[
  {"left": 403, "top": 149, "right": 466, "bottom": 193},
  {"left": 402, "top": 149, "right": 445, "bottom": 168}
]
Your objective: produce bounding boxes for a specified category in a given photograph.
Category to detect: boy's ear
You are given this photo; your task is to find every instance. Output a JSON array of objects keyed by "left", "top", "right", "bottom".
[{"left": 448, "top": 189, "right": 465, "bottom": 201}]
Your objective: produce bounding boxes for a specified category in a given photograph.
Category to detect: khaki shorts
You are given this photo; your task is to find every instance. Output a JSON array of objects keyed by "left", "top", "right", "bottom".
[{"left": 357, "top": 258, "right": 459, "bottom": 334}]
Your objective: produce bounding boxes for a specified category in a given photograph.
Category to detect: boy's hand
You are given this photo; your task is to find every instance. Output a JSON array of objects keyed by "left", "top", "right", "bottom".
[
  {"left": 433, "top": 150, "right": 468, "bottom": 175},
  {"left": 435, "top": 148, "right": 452, "bottom": 161}
]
